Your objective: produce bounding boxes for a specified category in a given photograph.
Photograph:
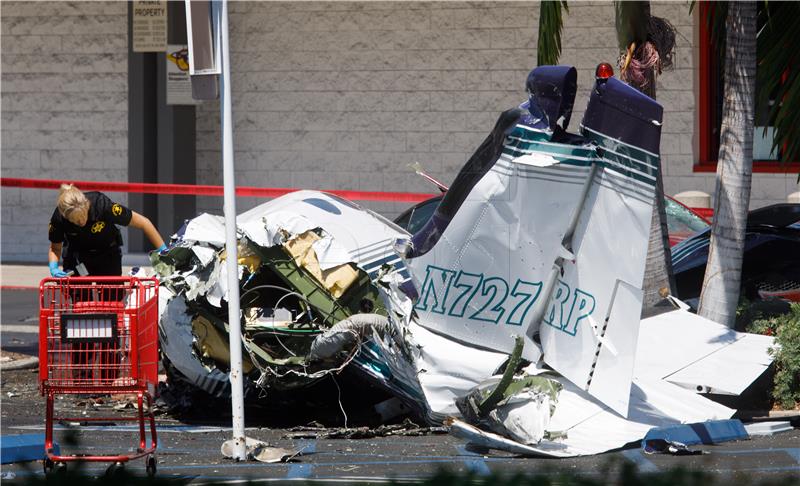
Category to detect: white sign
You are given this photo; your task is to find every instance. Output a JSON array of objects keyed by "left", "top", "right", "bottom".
[
  {"left": 166, "top": 44, "right": 199, "bottom": 105},
  {"left": 133, "top": 1, "right": 167, "bottom": 53}
]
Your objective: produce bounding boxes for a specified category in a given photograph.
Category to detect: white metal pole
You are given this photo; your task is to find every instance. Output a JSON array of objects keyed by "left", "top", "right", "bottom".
[{"left": 219, "top": 0, "right": 246, "bottom": 461}]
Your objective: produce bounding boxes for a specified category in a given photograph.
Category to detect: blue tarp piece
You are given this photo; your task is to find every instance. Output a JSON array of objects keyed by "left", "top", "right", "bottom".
[
  {"left": 1, "top": 433, "right": 58, "bottom": 464},
  {"left": 641, "top": 419, "right": 749, "bottom": 453}
]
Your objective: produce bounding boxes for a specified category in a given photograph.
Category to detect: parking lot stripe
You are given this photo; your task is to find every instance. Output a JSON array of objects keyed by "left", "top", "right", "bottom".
[
  {"left": 621, "top": 449, "right": 659, "bottom": 472},
  {"left": 286, "top": 463, "right": 313, "bottom": 479},
  {"left": 717, "top": 447, "right": 800, "bottom": 464},
  {"left": 294, "top": 439, "right": 316, "bottom": 455},
  {"left": 0, "top": 325, "right": 38, "bottom": 334},
  {"left": 455, "top": 445, "right": 491, "bottom": 476}
]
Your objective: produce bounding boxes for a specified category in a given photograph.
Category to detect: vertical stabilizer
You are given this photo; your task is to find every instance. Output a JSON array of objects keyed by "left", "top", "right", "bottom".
[{"left": 539, "top": 77, "right": 663, "bottom": 416}]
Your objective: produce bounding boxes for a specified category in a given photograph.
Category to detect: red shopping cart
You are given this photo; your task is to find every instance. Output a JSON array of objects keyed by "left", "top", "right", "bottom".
[{"left": 38, "top": 276, "right": 159, "bottom": 476}]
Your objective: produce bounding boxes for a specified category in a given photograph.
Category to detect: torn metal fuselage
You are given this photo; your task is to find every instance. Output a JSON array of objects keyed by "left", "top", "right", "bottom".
[{"left": 153, "top": 190, "right": 423, "bottom": 409}]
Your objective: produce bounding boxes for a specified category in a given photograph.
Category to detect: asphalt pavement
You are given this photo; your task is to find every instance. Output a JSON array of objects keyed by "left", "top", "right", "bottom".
[{"left": 2, "top": 268, "right": 799, "bottom": 483}]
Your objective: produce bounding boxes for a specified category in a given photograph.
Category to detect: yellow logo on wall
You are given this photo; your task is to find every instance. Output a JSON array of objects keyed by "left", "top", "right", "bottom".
[
  {"left": 91, "top": 222, "right": 106, "bottom": 234},
  {"left": 112, "top": 204, "right": 123, "bottom": 216},
  {"left": 167, "top": 48, "right": 190, "bottom": 72}
]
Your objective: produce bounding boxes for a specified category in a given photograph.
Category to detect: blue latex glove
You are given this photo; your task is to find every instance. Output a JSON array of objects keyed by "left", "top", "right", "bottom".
[
  {"left": 157, "top": 243, "right": 168, "bottom": 254},
  {"left": 49, "top": 261, "right": 69, "bottom": 278}
]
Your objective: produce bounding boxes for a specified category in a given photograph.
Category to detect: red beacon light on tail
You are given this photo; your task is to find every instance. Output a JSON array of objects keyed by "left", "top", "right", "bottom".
[{"left": 595, "top": 62, "right": 614, "bottom": 80}]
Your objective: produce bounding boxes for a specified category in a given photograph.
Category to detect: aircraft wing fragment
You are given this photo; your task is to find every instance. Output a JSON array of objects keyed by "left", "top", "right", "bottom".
[{"left": 635, "top": 309, "right": 774, "bottom": 395}]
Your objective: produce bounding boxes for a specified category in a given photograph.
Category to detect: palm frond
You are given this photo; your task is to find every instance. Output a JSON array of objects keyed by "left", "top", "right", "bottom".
[
  {"left": 614, "top": 1, "right": 650, "bottom": 50},
  {"left": 693, "top": 1, "right": 728, "bottom": 49},
  {"left": 755, "top": 2, "right": 800, "bottom": 167},
  {"left": 537, "top": 1, "right": 568, "bottom": 66}
]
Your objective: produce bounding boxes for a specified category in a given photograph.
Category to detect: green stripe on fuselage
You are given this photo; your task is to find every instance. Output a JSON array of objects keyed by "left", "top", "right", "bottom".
[
  {"left": 502, "top": 124, "right": 660, "bottom": 187},
  {"left": 581, "top": 129, "right": 661, "bottom": 176}
]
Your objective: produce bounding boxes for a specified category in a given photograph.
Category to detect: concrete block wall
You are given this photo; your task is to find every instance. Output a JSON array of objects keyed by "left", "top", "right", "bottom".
[{"left": 1, "top": 1, "right": 128, "bottom": 263}]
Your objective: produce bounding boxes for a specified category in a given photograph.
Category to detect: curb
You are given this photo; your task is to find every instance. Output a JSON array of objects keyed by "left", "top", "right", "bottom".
[
  {"left": 0, "top": 357, "right": 39, "bottom": 371},
  {"left": 738, "top": 410, "right": 800, "bottom": 421}
]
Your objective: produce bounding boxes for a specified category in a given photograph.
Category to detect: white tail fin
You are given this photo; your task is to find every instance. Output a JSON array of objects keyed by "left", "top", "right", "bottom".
[{"left": 405, "top": 69, "right": 663, "bottom": 416}]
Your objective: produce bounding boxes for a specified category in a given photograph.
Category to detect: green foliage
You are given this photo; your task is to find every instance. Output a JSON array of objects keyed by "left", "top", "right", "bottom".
[
  {"left": 690, "top": 1, "right": 728, "bottom": 56},
  {"left": 747, "top": 303, "right": 800, "bottom": 409},
  {"left": 614, "top": 1, "right": 651, "bottom": 49},
  {"left": 537, "top": 1, "right": 569, "bottom": 66},
  {"left": 734, "top": 297, "right": 790, "bottom": 331},
  {"left": 9, "top": 456, "right": 800, "bottom": 485},
  {"left": 11, "top": 462, "right": 181, "bottom": 485}
]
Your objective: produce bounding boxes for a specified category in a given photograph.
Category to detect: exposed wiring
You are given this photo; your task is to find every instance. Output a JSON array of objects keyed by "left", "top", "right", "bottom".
[
  {"left": 239, "top": 284, "right": 316, "bottom": 357},
  {"left": 331, "top": 374, "right": 348, "bottom": 430},
  {"left": 240, "top": 284, "right": 315, "bottom": 326},
  {"left": 272, "top": 330, "right": 298, "bottom": 357}
]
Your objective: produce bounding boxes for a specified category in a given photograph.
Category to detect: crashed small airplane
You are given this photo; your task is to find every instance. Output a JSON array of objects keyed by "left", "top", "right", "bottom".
[{"left": 152, "top": 64, "right": 774, "bottom": 457}]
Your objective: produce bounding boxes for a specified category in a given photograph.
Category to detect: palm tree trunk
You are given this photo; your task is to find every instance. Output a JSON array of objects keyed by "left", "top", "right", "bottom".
[{"left": 698, "top": 1, "right": 756, "bottom": 327}]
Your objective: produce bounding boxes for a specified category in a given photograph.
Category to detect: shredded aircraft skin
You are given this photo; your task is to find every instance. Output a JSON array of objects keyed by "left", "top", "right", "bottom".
[{"left": 153, "top": 191, "right": 419, "bottom": 411}]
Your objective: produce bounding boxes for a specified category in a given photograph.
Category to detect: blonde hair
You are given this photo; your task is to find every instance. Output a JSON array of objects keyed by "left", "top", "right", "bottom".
[{"left": 57, "top": 184, "right": 90, "bottom": 219}]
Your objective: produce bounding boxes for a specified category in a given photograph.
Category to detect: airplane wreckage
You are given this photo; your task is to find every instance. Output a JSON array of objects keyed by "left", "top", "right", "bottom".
[{"left": 151, "top": 65, "right": 775, "bottom": 457}]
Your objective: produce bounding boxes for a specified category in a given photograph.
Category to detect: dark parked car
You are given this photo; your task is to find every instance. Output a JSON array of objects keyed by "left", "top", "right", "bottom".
[{"left": 671, "top": 203, "right": 800, "bottom": 304}]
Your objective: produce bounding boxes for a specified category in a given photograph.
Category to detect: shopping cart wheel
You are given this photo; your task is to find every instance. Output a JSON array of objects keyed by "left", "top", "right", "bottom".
[
  {"left": 43, "top": 459, "right": 66, "bottom": 476},
  {"left": 104, "top": 461, "right": 125, "bottom": 477},
  {"left": 146, "top": 455, "right": 157, "bottom": 477}
]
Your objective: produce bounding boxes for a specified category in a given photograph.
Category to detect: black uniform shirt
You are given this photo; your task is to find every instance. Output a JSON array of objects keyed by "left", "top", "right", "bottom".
[{"left": 48, "top": 192, "right": 133, "bottom": 257}]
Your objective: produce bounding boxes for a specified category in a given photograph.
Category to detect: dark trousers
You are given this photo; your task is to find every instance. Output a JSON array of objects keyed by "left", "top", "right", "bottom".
[
  {"left": 63, "top": 248, "right": 124, "bottom": 302},
  {"left": 63, "top": 248, "right": 124, "bottom": 380},
  {"left": 63, "top": 247, "right": 123, "bottom": 277}
]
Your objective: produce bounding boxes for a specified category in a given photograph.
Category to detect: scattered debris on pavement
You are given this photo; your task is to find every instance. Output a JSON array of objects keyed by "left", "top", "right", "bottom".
[
  {"left": 284, "top": 418, "right": 447, "bottom": 440},
  {"left": 640, "top": 419, "right": 748, "bottom": 456},
  {"left": 221, "top": 437, "right": 302, "bottom": 463},
  {"left": 642, "top": 439, "right": 705, "bottom": 456}
]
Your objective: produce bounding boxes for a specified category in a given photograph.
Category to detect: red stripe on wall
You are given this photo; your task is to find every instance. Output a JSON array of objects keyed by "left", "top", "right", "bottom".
[{"left": 0, "top": 177, "right": 435, "bottom": 204}]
